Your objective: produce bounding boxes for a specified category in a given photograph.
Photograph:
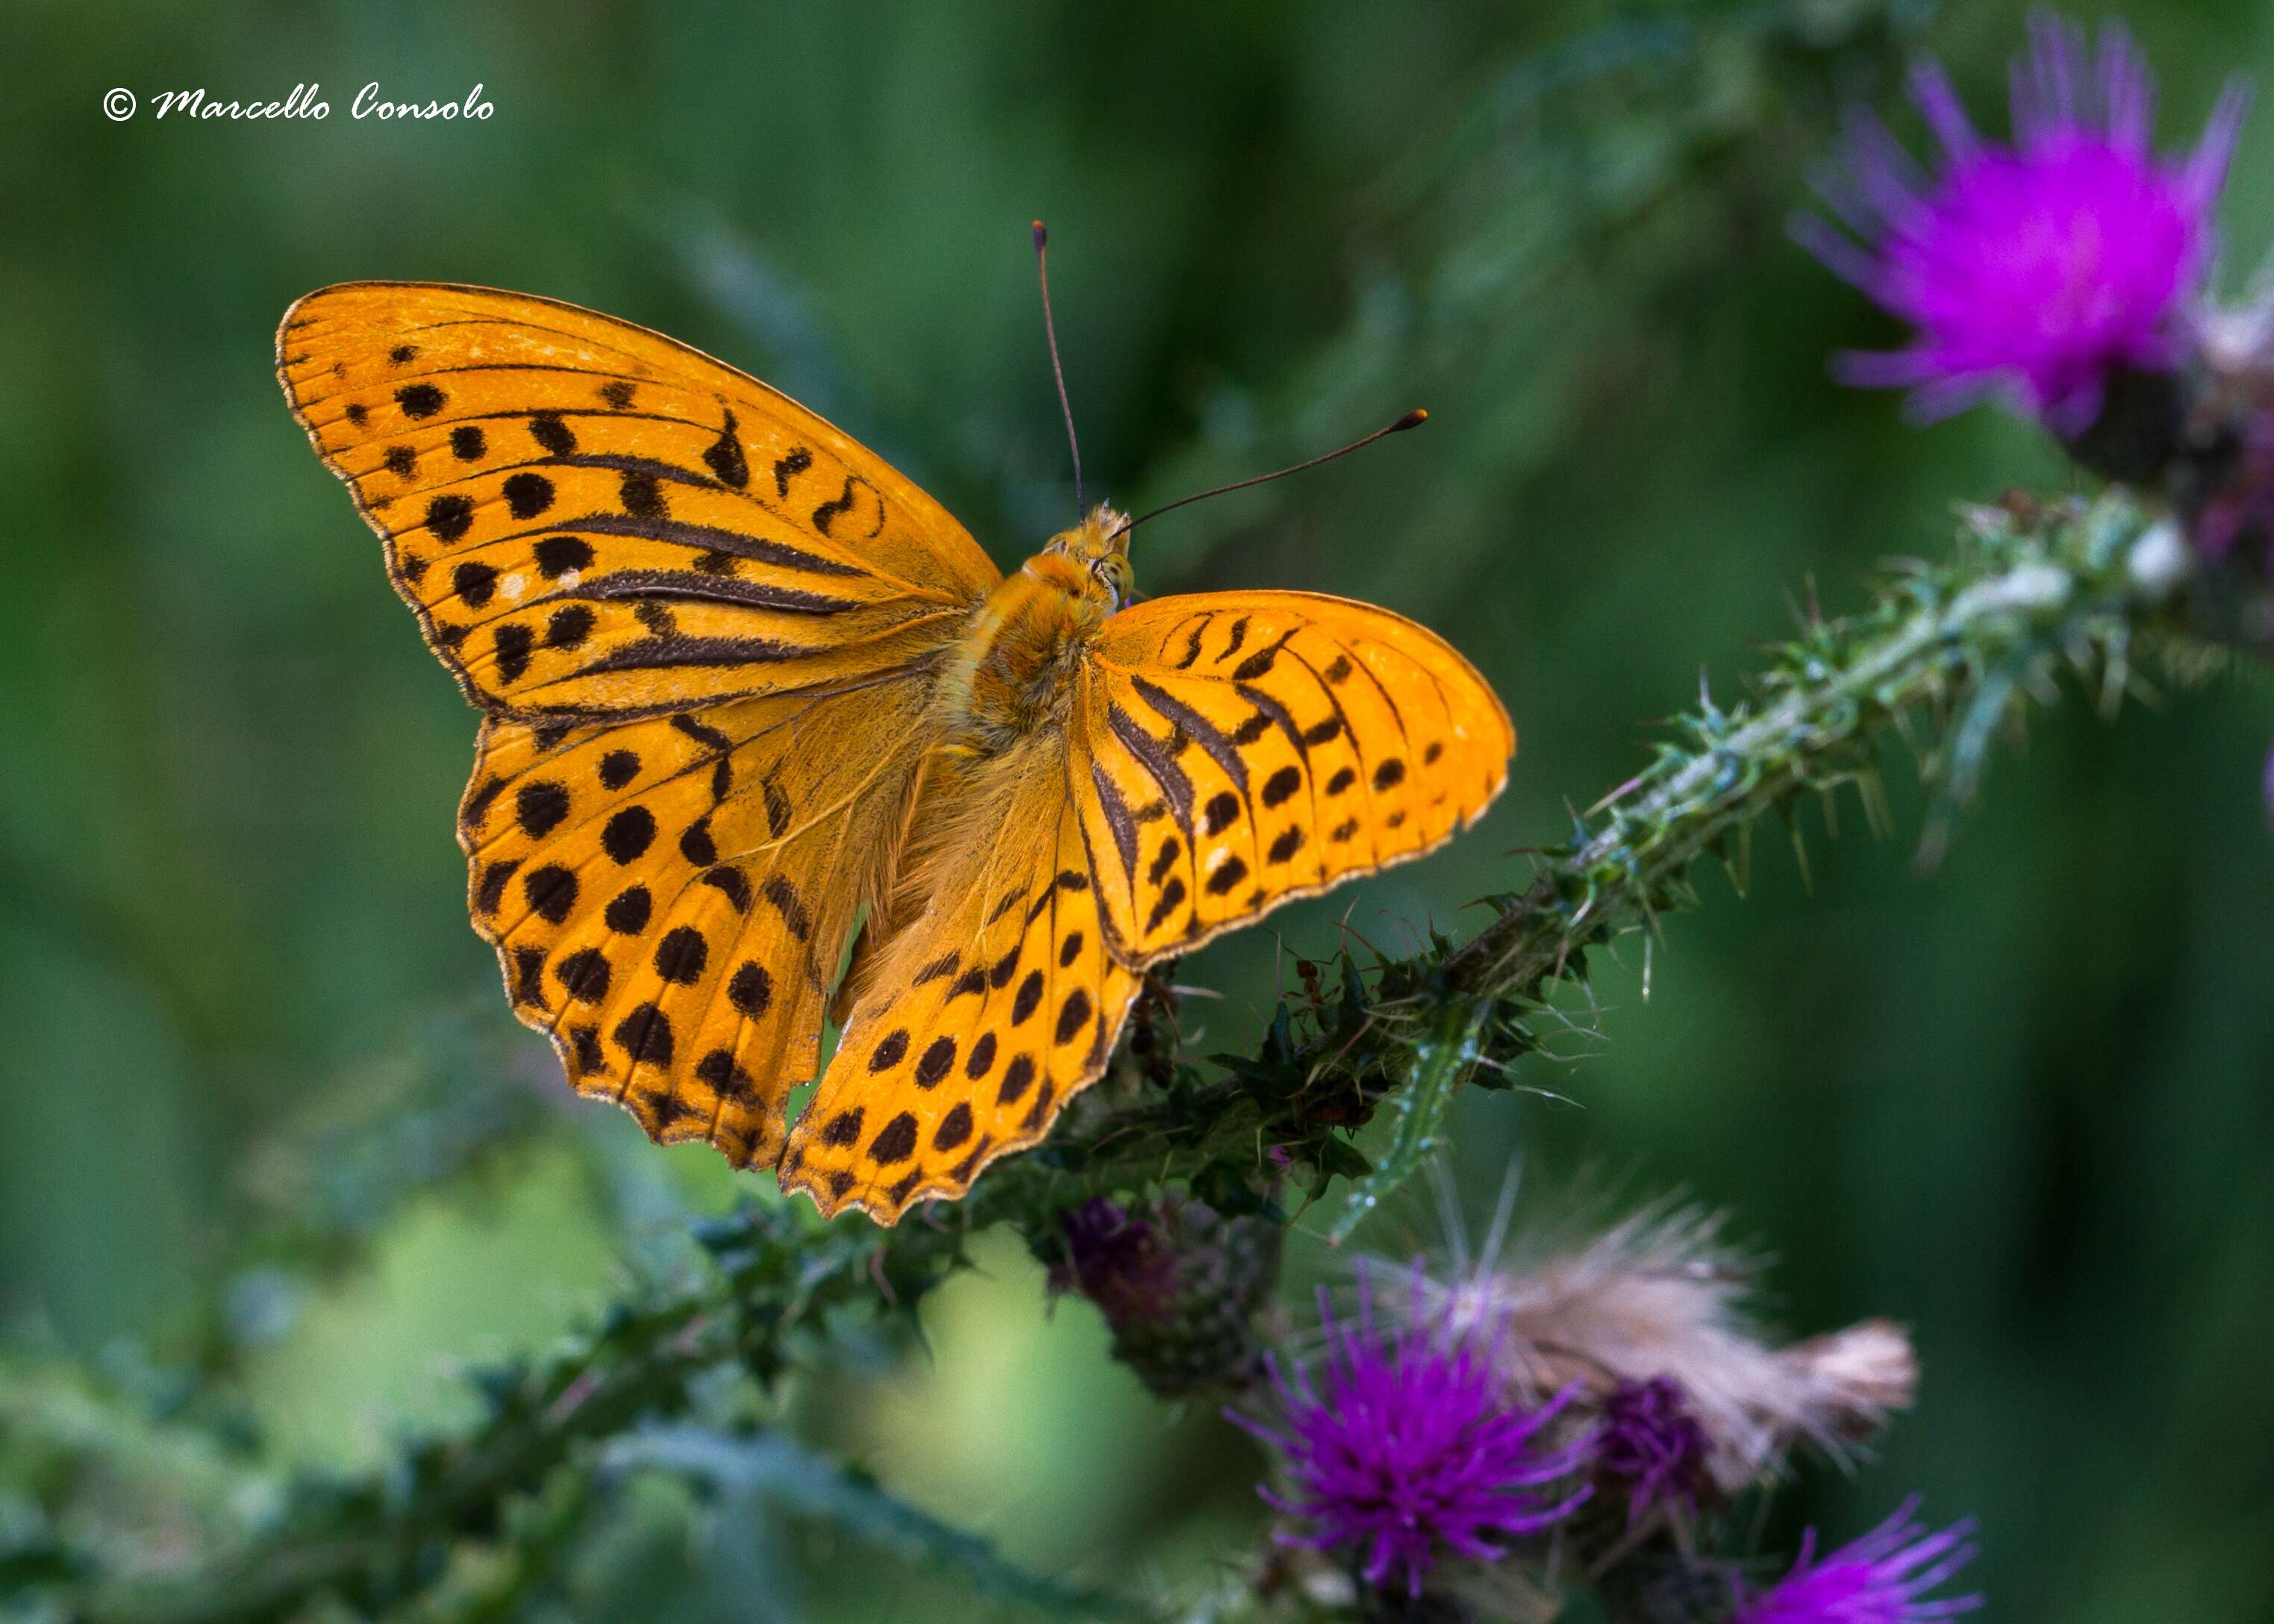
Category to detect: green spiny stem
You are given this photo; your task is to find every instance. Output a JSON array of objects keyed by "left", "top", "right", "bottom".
[
  {"left": 63, "top": 492, "right": 2243, "bottom": 1624},
  {"left": 1328, "top": 999, "right": 1490, "bottom": 1243},
  {"left": 1441, "top": 497, "right": 2181, "bottom": 1003}
]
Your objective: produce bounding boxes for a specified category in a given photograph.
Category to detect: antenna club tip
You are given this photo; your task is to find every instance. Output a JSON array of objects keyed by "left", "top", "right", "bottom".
[
  {"left": 1031, "top": 220, "right": 1049, "bottom": 249},
  {"left": 1394, "top": 407, "right": 1428, "bottom": 431}
]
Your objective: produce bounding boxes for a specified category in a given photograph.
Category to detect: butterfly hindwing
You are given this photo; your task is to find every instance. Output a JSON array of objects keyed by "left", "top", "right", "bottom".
[
  {"left": 778, "top": 740, "right": 1141, "bottom": 1221},
  {"left": 463, "top": 679, "right": 937, "bottom": 1166},
  {"left": 1073, "top": 590, "right": 1514, "bottom": 963},
  {"left": 278, "top": 282, "right": 1000, "bottom": 720}
]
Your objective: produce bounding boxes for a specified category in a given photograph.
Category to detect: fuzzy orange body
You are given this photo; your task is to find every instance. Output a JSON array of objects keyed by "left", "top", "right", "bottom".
[
  {"left": 936, "top": 510, "right": 1126, "bottom": 758},
  {"left": 278, "top": 281, "right": 1514, "bottom": 1223}
]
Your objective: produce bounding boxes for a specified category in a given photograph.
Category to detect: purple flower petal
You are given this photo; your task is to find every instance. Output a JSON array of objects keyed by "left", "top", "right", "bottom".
[
  {"left": 1733, "top": 1497, "right": 1982, "bottom": 1623},
  {"left": 1800, "top": 10, "right": 2246, "bottom": 431},
  {"left": 1225, "top": 1261, "right": 1593, "bottom": 1599}
]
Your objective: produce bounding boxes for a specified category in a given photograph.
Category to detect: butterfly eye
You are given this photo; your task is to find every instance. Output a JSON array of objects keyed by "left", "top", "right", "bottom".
[{"left": 1093, "top": 555, "right": 1131, "bottom": 608}]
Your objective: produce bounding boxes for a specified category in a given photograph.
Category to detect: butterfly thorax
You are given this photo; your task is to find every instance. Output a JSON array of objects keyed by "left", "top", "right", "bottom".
[{"left": 936, "top": 506, "right": 1131, "bottom": 758}]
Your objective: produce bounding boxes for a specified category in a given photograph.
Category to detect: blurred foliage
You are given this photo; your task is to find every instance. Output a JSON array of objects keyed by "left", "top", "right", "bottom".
[{"left": 7, "top": 1, "right": 2274, "bottom": 1621}]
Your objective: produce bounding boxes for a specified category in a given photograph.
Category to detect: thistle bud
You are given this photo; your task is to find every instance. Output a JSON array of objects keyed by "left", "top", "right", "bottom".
[{"left": 1049, "top": 1194, "right": 1284, "bottom": 1397}]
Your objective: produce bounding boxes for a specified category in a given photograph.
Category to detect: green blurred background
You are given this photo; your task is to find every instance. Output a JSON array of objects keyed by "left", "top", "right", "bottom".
[{"left": 6, "top": 0, "right": 2274, "bottom": 1618}]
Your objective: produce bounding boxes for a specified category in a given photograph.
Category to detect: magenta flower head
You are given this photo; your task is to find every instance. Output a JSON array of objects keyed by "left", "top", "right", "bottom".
[
  {"left": 1226, "top": 1263, "right": 1592, "bottom": 1599},
  {"left": 1593, "top": 1376, "right": 1711, "bottom": 1522},
  {"left": 1797, "top": 11, "right": 2247, "bottom": 438},
  {"left": 1734, "top": 1498, "right": 1981, "bottom": 1623}
]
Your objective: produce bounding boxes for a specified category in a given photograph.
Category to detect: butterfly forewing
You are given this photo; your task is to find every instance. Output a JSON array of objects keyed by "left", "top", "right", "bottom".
[
  {"left": 278, "top": 282, "right": 999, "bottom": 719},
  {"left": 1073, "top": 591, "right": 1514, "bottom": 963}
]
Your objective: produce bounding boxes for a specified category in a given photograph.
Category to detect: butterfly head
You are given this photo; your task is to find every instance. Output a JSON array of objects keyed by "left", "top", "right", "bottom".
[{"left": 1041, "top": 503, "right": 1134, "bottom": 610}]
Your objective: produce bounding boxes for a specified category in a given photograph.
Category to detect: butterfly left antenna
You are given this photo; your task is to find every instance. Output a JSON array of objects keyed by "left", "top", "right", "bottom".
[{"left": 1032, "top": 220, "right": 1084, "bottom": 514}]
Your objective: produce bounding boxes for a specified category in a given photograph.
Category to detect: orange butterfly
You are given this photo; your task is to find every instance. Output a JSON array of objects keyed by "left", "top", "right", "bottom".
[{"left": 276, "top": 269, "right": 1513, "bottom": 1223}]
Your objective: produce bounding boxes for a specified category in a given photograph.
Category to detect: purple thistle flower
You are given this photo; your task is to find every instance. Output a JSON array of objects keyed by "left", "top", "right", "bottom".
[
  {"left": 1594, "top": 1376, "right": 1711, "bottom": 1522},
  {"left": 1734, "top": 1498, "right": 1981, "bottom": 1623},
  {"left": 1796, "top": 11, "right": 2247, "bottom": 435},
  {"left": 1226, "top": 1264, "right": 1593, "bottom": 1599}
]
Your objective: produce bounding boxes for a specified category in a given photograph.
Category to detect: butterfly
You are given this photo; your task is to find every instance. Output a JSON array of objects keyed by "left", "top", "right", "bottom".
[{"left": 276, "top": 277, "right": 1514, "bottom": 1223}]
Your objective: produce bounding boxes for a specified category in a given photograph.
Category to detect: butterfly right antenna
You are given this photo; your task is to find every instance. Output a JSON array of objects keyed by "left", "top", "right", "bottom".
[{"left": 1108, "top": 408, "right": 1428, "bottom": 545}]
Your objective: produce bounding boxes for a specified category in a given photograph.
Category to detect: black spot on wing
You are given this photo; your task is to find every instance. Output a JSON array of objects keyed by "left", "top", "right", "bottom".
[
  {"left": 914, "top": 1037, "right": 956, "bottom": 1089},
  {"left": 530, "top": 412, "right": 576, "bottom": 455},
  {"left": 762, "top": 875, "right": 810, "bottom": 940},
  {"left": 702, "top": 408, "right": 750, "bottom": 487},
  {"left": 556, "top": 949, "right": 610, "bottom": 1003},
  {"left": 932, "top": 1103, "right": 973, "bottom": 1151},
  {"left": 678, "top": 816, "right": 717, "bottom": 866},
  {"left": 605, "top": 885, "right": 652, "bottom": 933},
  {"left": 728, "top": 961, "right": 772, "bottom": 1016},
  {"left": 701, "top": 865, "right": 753, "bottom": 912},
  {"left": 512, "top": 946, "right": 546, "bottom": 1005},
  {"left": 1054, "top": 989, "right": 1092, "bottom": 1046},
  {"left": 868, "top": 1111, "right": 919, "bottom": 1164},
  {"left": 602, "top": 806, "right": 656, "bottom": 863},
  {"left": 613, "top": 1002, "right": 673, "bottom": 1066},
  {"left": 504, "top": 472, "right": 555, "bottom": 519},
  {"left": 546, "top": 605, "right": 595, "bottom": 649},
  {"left": 523, "top": 864, "right": 577, "bottom": 923},
  {"left": 475, "top": 859, "right": 516, "bottom": 915},
  {"left": 517, "top": 781, "right": 570, "bottom": 837},
  {"left": 493, "top": 623, "right": 534, "bottom": 684},
  {"left": 810, "top": 475, "right": 859, "bottom": 536},
  {"left": 535, "top": 534, "right": 594, "bottom": 578},
  {"left": 453, "top": 560, "right": 497, "bottom": 607},
  {"left": 428, "top": 496, "right": 475, "bottom": 543},
  {"left": 1205, "top": 856, "right": 1250, "bottom": 896},
  {"left": 695, "top": 1049, "right": 758, "bottom": 1105},
  {"left": 1143, "top": 875, "right": 1187, "bottom": 935},
  {"left": 654, "top": 926, "right": 708, "bottom": 984}
]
